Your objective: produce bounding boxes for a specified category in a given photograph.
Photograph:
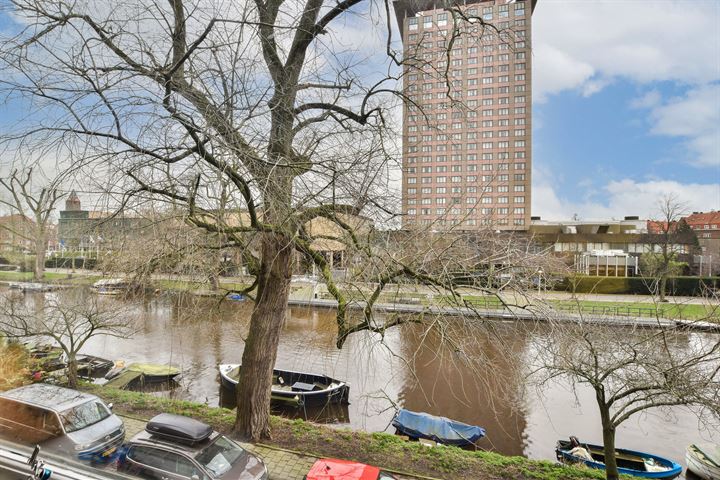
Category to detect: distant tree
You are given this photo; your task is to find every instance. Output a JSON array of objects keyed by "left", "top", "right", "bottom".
[
  {"left": 529, "top": 316, "right": 720, "bottom": 480},
  {"left": 0, "top": 0, "right": 539, "bottom": 440},
  {"left": 0, "top": 169, "right": 65, "bottom": 281},
  {"left": 642, "top": 195, "right": 696, "bottom": 301},
  {"left": 0, "top": 290, "right": 136, "bottom": 388}
]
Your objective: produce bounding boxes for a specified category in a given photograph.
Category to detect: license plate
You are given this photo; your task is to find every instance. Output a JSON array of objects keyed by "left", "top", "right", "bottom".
[{"left": 102, "top": 447, "right": 117, "bottom": 457}]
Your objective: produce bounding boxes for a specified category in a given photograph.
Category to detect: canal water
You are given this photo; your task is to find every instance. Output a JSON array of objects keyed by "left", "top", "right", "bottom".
[{"left": 6, "top": 289, "right": 718, "bottom": 476}]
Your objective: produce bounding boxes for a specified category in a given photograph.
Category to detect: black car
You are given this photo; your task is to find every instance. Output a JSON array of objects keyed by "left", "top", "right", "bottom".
[{"left": 118, "top": 414, "right": 268, "bottom": 480}]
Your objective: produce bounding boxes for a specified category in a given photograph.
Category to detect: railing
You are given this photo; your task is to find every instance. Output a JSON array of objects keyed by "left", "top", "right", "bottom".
[{"left": 462, "top": 297, "right": 667, "bottom": 319}]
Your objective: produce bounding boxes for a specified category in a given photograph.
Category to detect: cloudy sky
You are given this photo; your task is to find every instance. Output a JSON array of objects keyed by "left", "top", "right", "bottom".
[
  {"left": 0, "top": 0, "right": 718, "bottom": 222},
  {"left": 531, "top": 0, "right": 720, "bottom": 220}
]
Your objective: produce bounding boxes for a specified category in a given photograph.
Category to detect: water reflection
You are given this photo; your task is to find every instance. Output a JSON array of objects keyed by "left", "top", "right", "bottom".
[{"left": 1, "top": 287, "right": 717, "bottom": 476}]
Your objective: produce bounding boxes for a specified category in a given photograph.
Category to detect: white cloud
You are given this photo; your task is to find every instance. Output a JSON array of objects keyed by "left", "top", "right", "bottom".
[
  {"left": 533, "top": 177, "right": 720, "bottom": 221},
  {"left": 533, "top": 0, "right": 720, "bottom": 100},
  {"left": 645, "top": 84, "right": 720, "bottom": 167}
]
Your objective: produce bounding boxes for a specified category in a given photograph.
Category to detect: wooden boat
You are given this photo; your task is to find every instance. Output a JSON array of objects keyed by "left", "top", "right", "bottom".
[
  {"left": 391, "top": 409, "right": 485, "bottom": 447},
  {"left": 105, "top": 362, "right": 181, "bottom": 389},
  {"left": 75, "top": 354, "right": 114, "bottom": 377},
  {"left": 218, "top": 364, "right": 349, "bottom": 407},
  {"left": 686, "top": 443, "right": 720, "bottom": 480},
  {"left": 556, "top": 439, "right": 682, "bottom": 479}
]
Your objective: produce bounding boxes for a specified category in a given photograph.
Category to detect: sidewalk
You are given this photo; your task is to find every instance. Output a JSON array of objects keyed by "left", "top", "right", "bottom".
[{"left": 119, "top": 415, "right": 420, "bottom": 480}]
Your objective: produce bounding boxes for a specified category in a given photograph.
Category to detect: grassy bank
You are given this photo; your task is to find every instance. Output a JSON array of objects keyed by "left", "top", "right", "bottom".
[
  {"left": 0, "top": 271, "right": 100, "bottom": 285},
  {"left": 83, "top": 385, "right": 603, "bottom": 480}
]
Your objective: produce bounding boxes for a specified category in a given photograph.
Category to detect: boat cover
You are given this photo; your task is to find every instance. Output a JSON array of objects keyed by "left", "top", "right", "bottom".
[{"left": 392, "top": 409, "right": 485, "bottom": 447}]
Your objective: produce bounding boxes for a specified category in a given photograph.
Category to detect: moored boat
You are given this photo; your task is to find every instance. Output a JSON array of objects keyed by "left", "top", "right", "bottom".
[
  {"left": 218, "top": 363, "right": 349, "bottom": 407},
  {"left": 686, "top": 443, "right": 720, "bottom": 480},
  {"left": 91, "top": 278, "right": 134, "bottom": 295},
  {"left": 105, "top": 362, "right": 181, "bottom": 389},
  {"left": 9, "top": 282, "right": 56, "bottom": 292},
  {"left": 556, "top": 438, "right": 682, "bottom": 479},
  {"left": 391, "top": 409, "right": 485, "bottom": 447},
  {"left": 75, "top": 354, "right": 115, "bottom": 377}
]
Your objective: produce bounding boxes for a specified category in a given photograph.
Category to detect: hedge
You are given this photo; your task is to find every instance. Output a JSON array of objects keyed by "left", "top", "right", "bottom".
[
  {"left": 554, "top": 276, "right": 720, "bottom": 296},
  {"left": 45, "top": 257, "right": 97, "bottom": 269}
]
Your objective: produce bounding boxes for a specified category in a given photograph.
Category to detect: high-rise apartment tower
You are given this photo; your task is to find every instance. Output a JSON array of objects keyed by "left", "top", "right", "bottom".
[{"left": 395, "top": 0, "right": 537, "bottom": 230}]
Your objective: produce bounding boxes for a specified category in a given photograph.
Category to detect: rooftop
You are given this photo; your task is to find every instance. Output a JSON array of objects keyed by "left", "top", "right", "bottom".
[
  {"left": 0, "top": 383, "right": 97, "bottom": 412},
  {"left": 393, "top": 0, "right": 538, "bottom": 37}
]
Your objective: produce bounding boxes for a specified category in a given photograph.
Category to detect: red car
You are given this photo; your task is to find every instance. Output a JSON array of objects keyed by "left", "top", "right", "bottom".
[{"left": 305, "top": 459, "right": 397, "bottom": 480}]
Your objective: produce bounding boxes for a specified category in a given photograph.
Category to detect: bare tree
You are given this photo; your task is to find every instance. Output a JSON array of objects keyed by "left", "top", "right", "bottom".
[
  {"left": 0, "top": 290, "right": 136, "bottom": 388},
  {"left": 528, "top": 317, "right": 720, "bottom": 480},
  {"left": 0, "top": 0, "right": 527, "bottom": 440},
  {"left": 0, "top": 168, "right": 65, "bottom": 281},
  {"left": 642, "top": 194, "right": 696, "bottom": 302}
]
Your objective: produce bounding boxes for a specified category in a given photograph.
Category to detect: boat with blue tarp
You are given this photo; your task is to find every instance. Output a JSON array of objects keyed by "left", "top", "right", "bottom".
[
  {"left": 556, "top": 438, "right": 682, "bottom": 479},
  {"left": 391, "top": 409, "right": 485, "bottom": 447}
]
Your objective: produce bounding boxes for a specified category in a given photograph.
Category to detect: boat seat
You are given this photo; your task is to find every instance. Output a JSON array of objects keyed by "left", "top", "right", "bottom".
[{"left": 291, "top": 381, "right": 315, "bottom": 392}]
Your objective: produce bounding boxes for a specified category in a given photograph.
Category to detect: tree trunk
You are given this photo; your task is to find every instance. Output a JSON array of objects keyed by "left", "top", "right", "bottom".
[
  {"left": 34, "top": 232, "right": 46, "bottom": 282},
  {"left": 234, "top": 232, "right": 293, "bottom": 441},
  {"left": 659, "top": 273, "right": 667, "bottom": 302},
  {"left": 600, "top": 407, "right": 619, "bottom": 480},
  {"left": 209, "top": 272, "right": 219, "bottom": 291},
  {"left": 66, "top": 353, "right": 78, "bottom": 389}
]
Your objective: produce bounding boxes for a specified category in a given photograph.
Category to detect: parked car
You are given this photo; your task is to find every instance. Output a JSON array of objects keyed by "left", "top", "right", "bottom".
[
  {"left": 305, "top": 459, "right": 397, "bottom": 480},
  {"left": 0, "top": 383, "right": 125, "bottom": 461},
  {"left": 118, "top": 413, "right": 268, "bottom": 480}
]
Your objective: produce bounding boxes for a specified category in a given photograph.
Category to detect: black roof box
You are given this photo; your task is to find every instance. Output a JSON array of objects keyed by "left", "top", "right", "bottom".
[{"left": 146, "top": 413, "right": 213, "bottom": 445}]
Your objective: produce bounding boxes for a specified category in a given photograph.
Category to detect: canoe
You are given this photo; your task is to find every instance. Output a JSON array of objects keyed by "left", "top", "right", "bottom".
[
  {"left": 391, "top": 409, "right": 485, "bottom": 447},
  {"left": 218, "top": 364, "right": 350, "bottom": 407},
  {"left": 556, "top": 439, "right": 682, "bottom": 479},
  {"left": 686, "top": 443, "right": 720, "bottom": 480}
]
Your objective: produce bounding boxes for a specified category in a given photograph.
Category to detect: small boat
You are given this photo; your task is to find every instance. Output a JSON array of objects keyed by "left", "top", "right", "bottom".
[
  {"left": 91, "top": 278, "right": 134, "bottom": 295},
  {"left": 105, "top": 362, "right": 181, "bottom": 389},
  {"left": 556, "top": 438, "right": 682, "bottom": 479},
  {"left": 26, "top": 343, "right": 66, "bottom": 372},
  {"left": 75, "top": 354, "right": 114, "bottom": 377},
  {"left": 391, "top": 409, "right": 485, "bottom": 447},
  {"left": 218, "top": 364, "right": 349, "bottom": 407},
  {"left": 9, "top": 282, "right": 56, "bottom": 292},
  {"left": 686, "top": 443, "right": 720, "bottom": 480}
]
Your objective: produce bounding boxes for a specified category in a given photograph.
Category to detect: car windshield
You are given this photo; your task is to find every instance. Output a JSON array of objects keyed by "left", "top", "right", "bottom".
[
  {"left": 194, "top": 435, "right": 245, "bottom": 477},
  {"left": 60, "top": 400, "right": 111, "bottom": 433}
]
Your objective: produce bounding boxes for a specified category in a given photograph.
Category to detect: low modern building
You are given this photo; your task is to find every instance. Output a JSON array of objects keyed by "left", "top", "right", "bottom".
[{"left": 529, "top": 216, "right": 697, "bottom": 276}]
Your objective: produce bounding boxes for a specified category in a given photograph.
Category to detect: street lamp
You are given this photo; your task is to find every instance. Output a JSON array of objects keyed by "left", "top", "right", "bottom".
[{"left": 537, "top": 268, "right": 543, "bottom": 294}]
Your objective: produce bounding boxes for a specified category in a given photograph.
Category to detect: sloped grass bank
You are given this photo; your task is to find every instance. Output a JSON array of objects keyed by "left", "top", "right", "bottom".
[{"left": 84, "top": 385, "right": 604, "bottom": 480}]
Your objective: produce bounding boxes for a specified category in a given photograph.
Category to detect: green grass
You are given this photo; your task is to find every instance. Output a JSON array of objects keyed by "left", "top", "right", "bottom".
[
  {"left": 458, "top": 294, "right": 718, "bottom": 321},
  {"left": 0, "top": 271, "right": 101, "bottom": 285},
  {"left": 82, "top": 385, "right": 606, "bottom": 480}
]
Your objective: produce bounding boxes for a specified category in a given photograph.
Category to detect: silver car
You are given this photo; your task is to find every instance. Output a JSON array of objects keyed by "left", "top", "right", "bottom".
[{"left": 0, "top": 383, "right": 125, "bottom": 461}]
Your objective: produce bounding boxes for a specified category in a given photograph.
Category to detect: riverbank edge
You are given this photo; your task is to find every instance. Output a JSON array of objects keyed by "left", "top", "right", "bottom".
[
  {"left": 2, "top": 272, "right": 718, "bottom": 330},
  {"left": 82, "top": 384, "right": 605, "bottom": 480}
]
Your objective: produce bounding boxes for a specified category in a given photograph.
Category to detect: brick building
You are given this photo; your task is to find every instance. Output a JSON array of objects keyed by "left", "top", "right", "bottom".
[
  {"left": 684, "top": 211, "right": 720, "bottom": 275},
  {"left": 397, "top": 0, "right": 537, "bottom": 230}
]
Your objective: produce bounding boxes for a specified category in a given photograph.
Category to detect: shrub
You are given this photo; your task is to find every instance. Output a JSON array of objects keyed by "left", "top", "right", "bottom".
[{"left": 555, "top": 276, "right": 719, "bottom": 296}]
